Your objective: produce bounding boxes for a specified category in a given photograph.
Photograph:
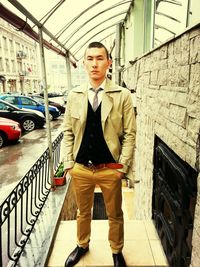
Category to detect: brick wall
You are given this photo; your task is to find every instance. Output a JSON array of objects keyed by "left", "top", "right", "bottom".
[{"left": 123, "top": 25, "right": 200, "bottom": 267}]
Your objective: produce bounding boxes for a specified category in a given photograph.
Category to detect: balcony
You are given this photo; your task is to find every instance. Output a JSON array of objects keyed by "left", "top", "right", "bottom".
[
  {"left": 16, "top": 50, "right": 27, "bottom": 59},
  {"left": 19, "top": 70, "right": 27, "bottom": 76},
  {"left": 0, "top": 132, "right": 168, "bottom": 267},
  {"left": 47, "top": 187, "right": 168, "bottom": 267}
]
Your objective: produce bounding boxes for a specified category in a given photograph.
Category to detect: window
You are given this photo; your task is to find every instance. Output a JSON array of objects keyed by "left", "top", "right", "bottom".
[
  {"left": 5, "top": 58, "right": 10, "bottom": 72},
  {"left": 25, "top": 47, "right": 29, "bottom": 58},
  {"left": 18, "top": 61, "right": 22, "bottom": 72},
  {"left": 11, "top": 60, "right": 16, "bottom": 73},
  {"left": 0, "top": 102, "right": 8, "bottom": 110},
  {"left": 3, "top": 37, "right": 8, "bottom": 51},
  {"left": 16, "top": 42, "right": 20, "bottom": 52},
  {"left": 9, "top": 39, "right": 15, "bottom": 58},
  {"left": 21, "top": 97, "right": 37, "bottom": 106},
  {"left": 30, "top": 49, "right": 35, "bottom": 59},
  {"left": 9, "top": 39, "right": 14, "bottom": 52},
  {"left": 4, "top": 96, "right": 18, "bottom": 105},
  {"left": 0, "top": 57, "right": 4, "bottom": 71}
]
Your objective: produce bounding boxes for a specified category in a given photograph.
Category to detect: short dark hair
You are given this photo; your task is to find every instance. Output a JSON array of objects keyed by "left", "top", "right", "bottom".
[{"left": 84, "top": 42, "right": 110, "bottom": 59}]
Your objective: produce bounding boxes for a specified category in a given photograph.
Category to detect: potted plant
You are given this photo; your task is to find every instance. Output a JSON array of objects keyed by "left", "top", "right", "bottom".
[{"left": 53, "top": 162, "right": 67, "bottom": 186}]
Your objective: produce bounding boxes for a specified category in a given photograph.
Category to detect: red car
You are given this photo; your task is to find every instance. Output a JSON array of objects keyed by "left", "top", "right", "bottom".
[{"left": 0, "top": 117, "right": 22, "bottom": 148}]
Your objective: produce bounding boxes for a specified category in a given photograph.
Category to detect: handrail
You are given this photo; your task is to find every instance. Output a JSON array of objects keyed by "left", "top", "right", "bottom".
[{"left": 0, "top": 132, "right": 63, "bottom": 267}]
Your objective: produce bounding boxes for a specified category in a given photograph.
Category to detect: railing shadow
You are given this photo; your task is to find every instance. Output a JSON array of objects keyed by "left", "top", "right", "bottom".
[{"left": 0, "top": 132, "right": 63, "bottom": 267}]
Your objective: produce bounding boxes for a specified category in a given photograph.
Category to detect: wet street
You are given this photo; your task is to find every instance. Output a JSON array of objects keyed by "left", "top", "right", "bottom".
[{"left": 0, "top": 116, "right": 64, "bottom": 204}]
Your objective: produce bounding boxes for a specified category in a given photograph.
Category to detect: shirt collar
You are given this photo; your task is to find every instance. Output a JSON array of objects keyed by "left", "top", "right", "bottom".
[{"left": 87, "top": 79, "right": 106, "bottom": 91}]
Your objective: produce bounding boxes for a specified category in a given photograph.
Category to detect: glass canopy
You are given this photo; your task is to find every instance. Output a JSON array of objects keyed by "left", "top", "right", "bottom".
[
  {"left": 1, "top": 0, "right": 197, "bottom": 61},
  {"left": 154, "top": 0, "right": 190, "bottom": 47},
  {"left": 1, "top": 0, "right": 132, "bottom": 62}
]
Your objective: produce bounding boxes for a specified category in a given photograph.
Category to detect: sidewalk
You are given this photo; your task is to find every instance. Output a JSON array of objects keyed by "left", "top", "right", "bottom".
[{"left": 0, "top": 118, "right": 63, "bottom": 204}]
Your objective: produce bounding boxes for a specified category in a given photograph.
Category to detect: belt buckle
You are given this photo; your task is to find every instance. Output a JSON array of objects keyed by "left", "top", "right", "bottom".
[{"left": 88, "top": 160, "right": 95, "bottom": 170}]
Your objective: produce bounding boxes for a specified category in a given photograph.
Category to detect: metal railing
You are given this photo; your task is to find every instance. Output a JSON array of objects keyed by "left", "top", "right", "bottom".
[{"left": 0, "top": 132, "right": 63, "bottom": 267}]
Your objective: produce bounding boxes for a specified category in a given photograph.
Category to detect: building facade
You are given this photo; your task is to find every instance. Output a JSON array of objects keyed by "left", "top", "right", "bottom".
[{"left": 0, "top": 18, "right": 40, "bottom": 94}]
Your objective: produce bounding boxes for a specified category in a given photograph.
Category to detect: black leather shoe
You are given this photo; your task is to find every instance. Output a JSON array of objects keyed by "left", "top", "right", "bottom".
[
  {"left": 65, "top": 246, "right": 89, "bottom": 266},
  {"left": 113, "top": 252, "right": 127, "bottom": 267}
]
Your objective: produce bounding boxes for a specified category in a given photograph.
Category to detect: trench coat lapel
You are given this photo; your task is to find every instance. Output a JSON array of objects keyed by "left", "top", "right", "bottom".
[
  {"left": 101, "top": 79, "right": 122, "bottom": 132},
  {"left": 74, "top": 84, "right": 88, "bottom": 125},
  {"left": 80, "top": 90, "right": 88, "bottom": 125},
  {"left": 101, "top": 81, "right": 113, "bottom": 133}
]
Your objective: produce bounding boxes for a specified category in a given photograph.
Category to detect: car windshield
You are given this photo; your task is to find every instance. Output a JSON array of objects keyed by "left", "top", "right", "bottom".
[
  {"left": 0, "top": 100, "right": 18, "bottom": 110},
  {"left": 2, "top": 96, "right": 18, "bottom": 105},
  {"left": 0, "top": 102, "right": 9, "bottom": 110},
  {"left": 34, "top": 97, "right": 45, "bottom": 104}
]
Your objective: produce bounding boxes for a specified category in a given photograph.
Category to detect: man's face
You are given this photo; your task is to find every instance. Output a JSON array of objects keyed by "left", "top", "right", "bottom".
[{"left": 83, "top": 47, "right": 112, "bottom": 82}]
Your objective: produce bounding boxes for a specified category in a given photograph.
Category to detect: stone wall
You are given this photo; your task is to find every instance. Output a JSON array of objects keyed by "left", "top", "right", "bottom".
[
  {"left": 123, "top": 25, "right": 200, "bottom": 267},
  {"left": 60, "top": 179, "right": 77, "bottom": 220}
]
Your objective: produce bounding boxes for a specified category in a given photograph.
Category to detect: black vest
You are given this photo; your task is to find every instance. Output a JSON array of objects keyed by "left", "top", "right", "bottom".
[{"left": 76, "top": 102, "right": 115, "bottom": 164}]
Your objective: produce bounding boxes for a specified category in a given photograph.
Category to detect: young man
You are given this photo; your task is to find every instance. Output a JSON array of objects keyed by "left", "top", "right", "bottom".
[{"left": 62, "top": 42, "right": 136, "bottom": 267}]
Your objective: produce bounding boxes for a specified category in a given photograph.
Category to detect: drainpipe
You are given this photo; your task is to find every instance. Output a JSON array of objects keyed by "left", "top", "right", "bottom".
[
  {"left": 20, "top": 75, "right": 25, "bottom": 94},
  {"left": 115, "top": 23, "right": 122, "bottom": 85},
  {"left": 152, "top": 0, "right": 156, "bottom": 48},
  {"left": 186, "top": 0, "right": 191, "bottom": 27},
  {"left": 38, "top": 27, "right": 55, "bottom": 189}
]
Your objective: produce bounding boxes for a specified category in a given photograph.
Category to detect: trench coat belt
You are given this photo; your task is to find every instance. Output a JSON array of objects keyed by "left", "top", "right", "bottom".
[{"left": 82, "top": 162, "right": 123, "bottom": 170}]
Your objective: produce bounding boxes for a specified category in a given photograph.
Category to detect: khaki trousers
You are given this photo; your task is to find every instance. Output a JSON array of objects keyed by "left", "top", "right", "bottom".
[{"left": 70, "top": 163, "right": 124, "bottom": 253}]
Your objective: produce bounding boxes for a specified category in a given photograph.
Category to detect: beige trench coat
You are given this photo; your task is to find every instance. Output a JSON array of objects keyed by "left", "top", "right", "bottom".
[{"left": 62, "top": 79, "right": 136, "bottom": 182}]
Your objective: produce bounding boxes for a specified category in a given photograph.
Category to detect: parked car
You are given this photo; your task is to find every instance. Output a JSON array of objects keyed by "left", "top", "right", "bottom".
[
  {"left": 29, "top": 94, "right": 65, "bottom": 113},
  {"left": 0, "top": 99, "right": 45, "bottom": 132},
  {"left": 0, "top": 117, "right": 21, "bottom": 148},
  {"left": 62, "top": 90, "right": 69, "bottom": 104},
  {"left": 39, "top": 92, "right": 62, "bottom": 98},
  {"left": 0, "top": 94, "right": 61, "bottom": 120}
]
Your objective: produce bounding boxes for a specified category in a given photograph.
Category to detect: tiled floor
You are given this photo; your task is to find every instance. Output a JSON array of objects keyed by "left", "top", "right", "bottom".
[{"left": 47, "top": 186, "right": 168, "bottom": 267}]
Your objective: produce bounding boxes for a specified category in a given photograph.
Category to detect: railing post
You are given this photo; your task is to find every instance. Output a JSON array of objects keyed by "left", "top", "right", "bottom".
[
  {"left": 0, "top": 226, "right": 2, "bottom": 267},
  {"left": 65, "top": 51, "right": 72, "bottom": 92},
  {"left": 115, "top": 23, "right": 122, "bottom": 85},
  {"left": 38, "top": 27, "right": 55, "bottom": 189}
]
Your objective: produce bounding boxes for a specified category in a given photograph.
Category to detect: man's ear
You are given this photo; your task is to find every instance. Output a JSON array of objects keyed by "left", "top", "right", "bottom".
[{"left": 108, "top": 59, "right": 112, "bottom": 68}]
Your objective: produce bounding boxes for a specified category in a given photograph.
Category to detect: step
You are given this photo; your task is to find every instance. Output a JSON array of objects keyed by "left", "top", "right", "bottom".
[{"left": 47, "top": 219, "right": 168, "bottom": 267}]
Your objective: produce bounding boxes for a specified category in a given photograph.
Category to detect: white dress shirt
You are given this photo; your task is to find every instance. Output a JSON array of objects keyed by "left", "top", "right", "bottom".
[{"left": 87, "top": 80, "right": 106, "bottom": 108}]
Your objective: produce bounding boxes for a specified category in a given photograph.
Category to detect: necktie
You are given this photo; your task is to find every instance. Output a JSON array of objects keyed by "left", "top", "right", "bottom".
[{"left": 91, "top": 88, "right": 102, "bottom": 112}]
